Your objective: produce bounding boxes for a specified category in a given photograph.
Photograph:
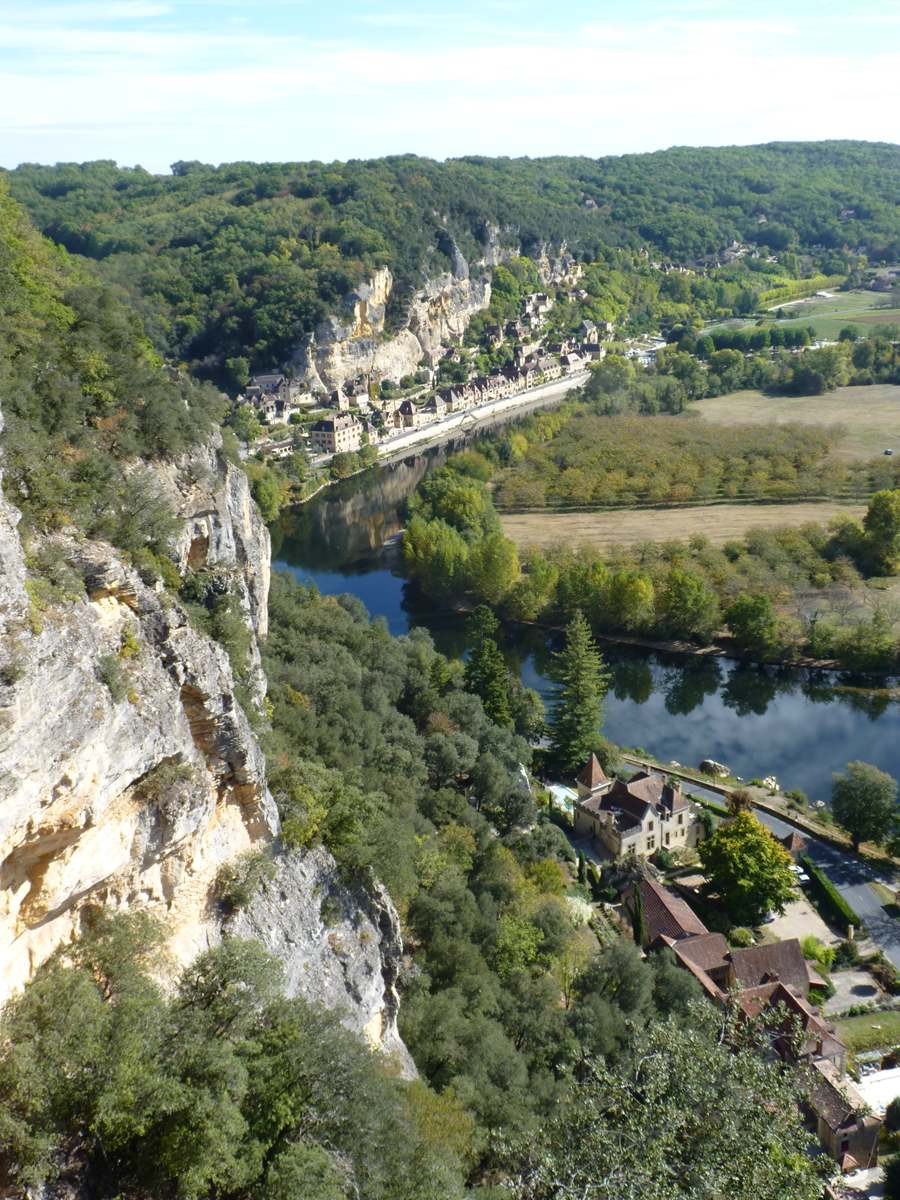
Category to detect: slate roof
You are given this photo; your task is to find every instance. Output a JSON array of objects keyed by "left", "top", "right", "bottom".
[
  {"left": 576, "top": 754, "right": 609, "bottom": 792},
  {"left": 781, "top": 831, "right": 808, "bottom": 856}
]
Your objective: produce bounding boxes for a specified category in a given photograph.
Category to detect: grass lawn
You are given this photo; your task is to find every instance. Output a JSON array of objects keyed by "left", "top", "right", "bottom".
[
  {"left": 837, "top": 1008, "right": 900, "bottom": 1053},
  {"left": 689, "top": 384, "right": 900, "bottom": 461},
  {"left": 500, "top": 500, "right": 866, "bottom": 551}
]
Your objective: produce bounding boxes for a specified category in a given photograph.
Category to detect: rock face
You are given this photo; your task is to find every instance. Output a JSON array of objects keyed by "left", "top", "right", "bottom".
[
  {"left": 291, "top": 229, "right": 579, "bottom": 394},
  {"left": 229, "top": 847, "right": 416, "bottom": 1078},
  {"left": 0, "top": 410, "right": 413, "bottom": 1066},
  {"left": 293, "top": 230, "right": 506, "bottom": 393},
  {"left": 0, "top": 528, "right": 275, "bottom": 1001}
]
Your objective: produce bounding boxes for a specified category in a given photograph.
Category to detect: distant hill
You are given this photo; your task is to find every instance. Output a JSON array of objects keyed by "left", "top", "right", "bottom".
[{"left": 8, "top": 142, "right": 900, "bottom": 379}]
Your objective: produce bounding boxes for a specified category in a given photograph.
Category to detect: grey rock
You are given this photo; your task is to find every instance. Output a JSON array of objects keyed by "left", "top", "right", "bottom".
[{"left": 229, "top": 846, "right": 417, "bottom": 1078}]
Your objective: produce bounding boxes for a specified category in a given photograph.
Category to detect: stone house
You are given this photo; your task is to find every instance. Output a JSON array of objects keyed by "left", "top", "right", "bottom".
[
  {"left": 424, "top": 395, "right": 447, "bottom": 420},
  {"left": 309, "top": 413, "right": 362, "bottom": 455},
  {"left": 573, "top": 756, "right": 703, "bottom": 859},
  {"left": 398, "top": 399, "right": 425, "bottom": 429},
  {"left": 243, "top": 373, "right": 314, "bottom": 424},
  {"left": 635, "top": 875, "right": 878, "bottom": 1170},
  {"left": 807, "top": 1060, "right": 880, "bottom": 1171}
]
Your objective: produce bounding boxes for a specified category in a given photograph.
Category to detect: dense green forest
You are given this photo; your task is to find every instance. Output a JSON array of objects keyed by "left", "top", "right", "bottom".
[{"left": 8, "top": 141, "right": 900, "bottom": 379}]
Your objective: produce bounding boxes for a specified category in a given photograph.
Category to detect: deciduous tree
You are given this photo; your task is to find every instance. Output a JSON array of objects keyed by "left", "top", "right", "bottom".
[
  {"left": 699, "top": 811, "right": 795, "bottom": 925},
  {"left": 832, "top": 760, "right": 898, "bottom": 850}
]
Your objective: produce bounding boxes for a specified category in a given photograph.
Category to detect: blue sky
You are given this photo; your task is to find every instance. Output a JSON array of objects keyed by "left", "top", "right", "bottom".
[{"left": 1, "top": 0, "right": 898, "bottom": 172}]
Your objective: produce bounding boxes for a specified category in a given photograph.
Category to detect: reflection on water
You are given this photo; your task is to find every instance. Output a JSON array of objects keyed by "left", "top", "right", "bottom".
[{"left": 273, "top": 446, "right": 900, "bottom": 803}]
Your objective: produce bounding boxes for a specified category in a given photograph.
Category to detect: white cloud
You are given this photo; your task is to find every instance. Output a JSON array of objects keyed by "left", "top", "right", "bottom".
[{"left": 0, "top": 8, "right": 897, "bottom": 169}]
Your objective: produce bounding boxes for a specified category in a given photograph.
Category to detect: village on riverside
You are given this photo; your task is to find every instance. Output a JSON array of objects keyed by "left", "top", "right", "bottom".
[
  {"left": 232, "top": 265, "right": 661, "bottom": 466},
  {"left": 542, "top": 749, "right": 900, "bottom": 1193}
]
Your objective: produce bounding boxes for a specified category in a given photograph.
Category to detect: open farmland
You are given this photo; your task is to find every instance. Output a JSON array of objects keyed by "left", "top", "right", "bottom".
[
  {"left": 689, "top": 385, "right": 900, "bottom": 461},
  {"left": 499, "top": 501, "right": 866, "bottom": 551},
  {"left": 706, "top": 290, "right": 900, "bottom": 339}
]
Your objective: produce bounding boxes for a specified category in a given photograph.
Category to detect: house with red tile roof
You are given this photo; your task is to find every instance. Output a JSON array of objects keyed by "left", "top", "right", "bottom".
[{"left": 636, "top": 875, "right": 878, "bottom": 1170}]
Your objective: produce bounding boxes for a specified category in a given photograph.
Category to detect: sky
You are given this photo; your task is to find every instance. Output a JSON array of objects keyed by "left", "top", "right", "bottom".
[{"left": 0, "top": 0, "right": 899, "bottom": 172}]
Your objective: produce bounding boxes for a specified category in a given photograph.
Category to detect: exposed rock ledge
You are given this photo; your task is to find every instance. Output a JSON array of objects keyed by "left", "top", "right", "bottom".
[{"left": 229, "top": 846, "right": 416, "bottom": 1079}]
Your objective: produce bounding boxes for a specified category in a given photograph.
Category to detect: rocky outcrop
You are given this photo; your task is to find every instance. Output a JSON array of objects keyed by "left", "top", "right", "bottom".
[
  {"left": 292, "top": 229, "right": 507, "bottom": 394},
  {"left": 229, "top": 847, "right": 416, "bottom": 1078},
  {"left": 150, "top": 437, "right": 271, "bottom": 641},
  {"left": 0, "top": 525, "right": 276, "bottom": 1002},
  {"left": 0, "top": 411, "right": 412, "bottom": 1066},
  {"left": 290, "top": 227, "right": 580, "bottom": 394}
]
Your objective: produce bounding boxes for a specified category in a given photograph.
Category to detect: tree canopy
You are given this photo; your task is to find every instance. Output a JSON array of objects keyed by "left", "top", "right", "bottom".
[
  {"left": 699, "top": 811, "right": 796, "bottom": 925},
  {"left": 831, "top": 760, "right": 899, "bottom": 850}
]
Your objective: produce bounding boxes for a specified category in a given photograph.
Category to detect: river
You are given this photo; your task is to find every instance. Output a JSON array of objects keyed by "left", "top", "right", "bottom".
[{"left": 271, "top": 443, "right": 900, "bottom": 804}]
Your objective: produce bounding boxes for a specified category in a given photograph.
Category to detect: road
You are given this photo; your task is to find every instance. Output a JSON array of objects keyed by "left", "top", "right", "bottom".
[
  {"left": 753, "top": 808, "right": 900, "bottom": 969},
  {"left": 376, "top": 372, "right": 589, "bottom": 459}
]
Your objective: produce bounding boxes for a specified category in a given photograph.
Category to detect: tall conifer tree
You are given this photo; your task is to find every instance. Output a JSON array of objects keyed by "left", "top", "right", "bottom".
[
  {"left": 549, "top": 611, "right": 609, "bottom": 770},
  {"left": 464, "top": 605, "right": 513, "bottom": 728}
]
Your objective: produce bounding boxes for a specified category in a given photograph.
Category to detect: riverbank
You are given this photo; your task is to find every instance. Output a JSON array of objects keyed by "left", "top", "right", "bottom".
[
  {"left": 620, "top": 752, "right": 900, "bottom": 872},
  {"left": 283, "top": 371, "right": 588, "bottom": 511},
  {"left": 376, "top": 372, "right": 588, "bottom": 462}
]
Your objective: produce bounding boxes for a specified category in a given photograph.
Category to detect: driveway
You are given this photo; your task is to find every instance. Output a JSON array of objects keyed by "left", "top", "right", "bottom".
[{"left": 755, "top": 810, "right": 900, "bottom": 970}]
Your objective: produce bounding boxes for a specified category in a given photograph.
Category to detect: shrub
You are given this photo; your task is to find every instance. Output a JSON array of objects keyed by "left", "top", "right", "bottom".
[
  {"left": 97, "top": 652, "right": 128, "bottom": 703},
  {"left": 119, "top": 627, "right": 141, "bottom": 659},
  {"left": 869, "top": 955, "right": 900, "bottom": 995},
  {"left": 214, "top": 850, "right": 276, "bottom": 913},
  {"left": 885, "top": 1096, "right": 900, "bottom": 1132},
  {"left": 800, "top": 855, "right": 861, "bottom": 933},
  {"left": 653, "top": 848, "right": 675, "bottom": 871},
  {"left": 728, "top": 927, "right": 754, "bottom": 948},
  {"left": 801, "top": 935, "right": 835, "bottom": 969},
  {"left": 832, "top": 939, "right": 862, "bottom": 969}
]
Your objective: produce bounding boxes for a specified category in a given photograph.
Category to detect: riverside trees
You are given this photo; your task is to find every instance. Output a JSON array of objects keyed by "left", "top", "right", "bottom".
[{"left": 831, "top": 761, "right": 899, "bottom": 851}]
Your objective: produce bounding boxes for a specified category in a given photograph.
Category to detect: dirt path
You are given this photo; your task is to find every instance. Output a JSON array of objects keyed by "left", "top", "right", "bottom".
[{"left": 500, "top": 501, "right": 866, "bottom": 550}]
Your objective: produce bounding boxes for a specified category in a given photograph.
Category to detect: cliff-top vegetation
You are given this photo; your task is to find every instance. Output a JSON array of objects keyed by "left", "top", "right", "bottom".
[{"left": 8, "top": 141, "right": 900, "bottom": 381}]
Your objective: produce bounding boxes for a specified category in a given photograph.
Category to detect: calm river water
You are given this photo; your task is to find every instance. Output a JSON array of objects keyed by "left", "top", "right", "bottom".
[{"left": 271, "top": 443, "right": 900, "bottom": 803}]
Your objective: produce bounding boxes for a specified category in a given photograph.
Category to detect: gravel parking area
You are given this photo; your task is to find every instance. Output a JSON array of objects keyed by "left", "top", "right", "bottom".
[
  {"left": 764, "top": 894, "right": 839, "bottom": 946},
  {"left": 825, "top": 969, "right": 885, "bottom": 1016}
]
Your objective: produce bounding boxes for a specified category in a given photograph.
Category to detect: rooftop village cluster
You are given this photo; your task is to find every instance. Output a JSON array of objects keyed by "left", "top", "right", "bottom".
[
  {"left": 572, "top": 754, "right": 884, "bottom": 1175},
  {"left": 234, "top": 286, "right": 637, "bottom": 458}
]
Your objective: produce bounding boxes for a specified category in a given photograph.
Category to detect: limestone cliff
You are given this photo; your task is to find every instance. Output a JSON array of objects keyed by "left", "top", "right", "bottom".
[
  {"left": 0, "top": 412, "right": 411, "bottom": 1071},
  {"left": 292, "top": 229, "right": 504, "bottom": 393},
  {"left": 292, "top": 229, "right": 582, "bottom": 393}
]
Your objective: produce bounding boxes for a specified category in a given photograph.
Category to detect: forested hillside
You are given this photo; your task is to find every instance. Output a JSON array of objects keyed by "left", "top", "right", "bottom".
[
  {"left": 0, "top": 177, "right": 223, "bottom": 554},
  {"left": 8, "top": 142, "right": 900, "bottom": 379}
]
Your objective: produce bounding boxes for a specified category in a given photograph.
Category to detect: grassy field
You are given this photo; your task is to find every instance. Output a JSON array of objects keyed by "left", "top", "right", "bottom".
[
  {"left": 706, "top": 290, "right": 900, "bottom": 339},
  {"left": 837, "top": 1008, "right": 900, "bottom": 1053},
  {"left": 500, "top": 501, "right": 866, "bottom": 551},
  {"left": 689, "top": 385, "right": 900, "bottom": 461}
]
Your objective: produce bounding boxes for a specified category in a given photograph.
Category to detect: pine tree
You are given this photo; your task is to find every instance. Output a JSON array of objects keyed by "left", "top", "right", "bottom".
[
  {"left": 464, "top": 605, "right": 512, "bottom": 728},
  {"left": 548, "top": 611, "right": 610, "bottom": 771}
]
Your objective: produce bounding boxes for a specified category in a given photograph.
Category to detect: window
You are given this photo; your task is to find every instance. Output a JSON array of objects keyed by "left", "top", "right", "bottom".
[
  {"left": 678, "top": 813, "right": 683, "bottom": 825},
  {"left": 665, "top": 832, "right": 670, "bottom": 846},
  {"left": 646, "top": 838, "right": 655, "bottom": 852},
  {"left": 648, "top": 821, "right": 655, "bottom": 832}
]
